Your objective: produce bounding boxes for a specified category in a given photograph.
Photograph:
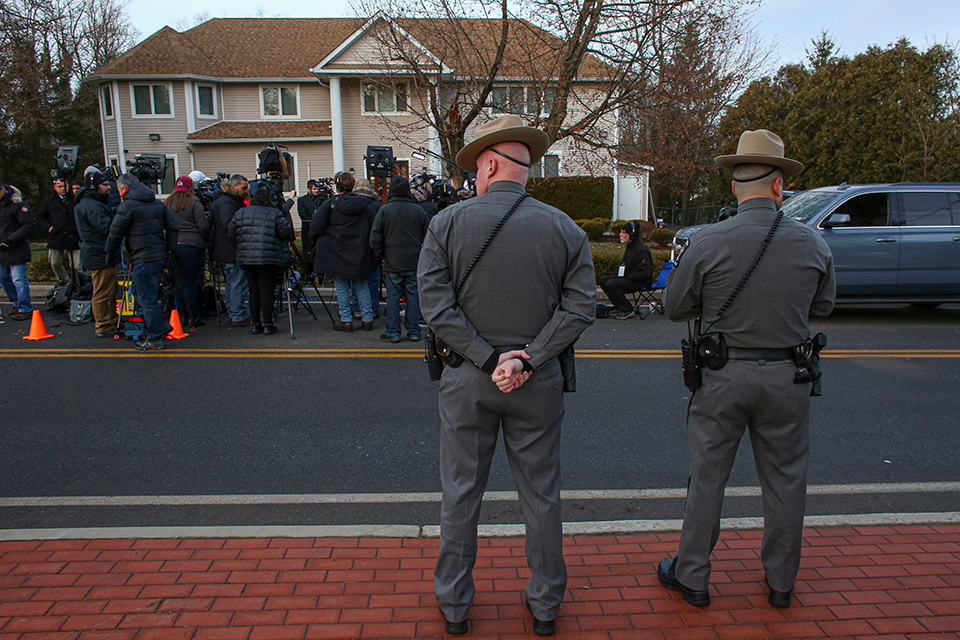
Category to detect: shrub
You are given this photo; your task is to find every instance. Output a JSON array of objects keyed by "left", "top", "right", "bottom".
[
  {"left": 590, "top": 243, "right": 672, "bottom": 284},
  {"left": 528, "top": 176, "right": 614, "bottom": 220},
  {"left": 650, "top": 228, "right": 676, "bottom": 247},
  {"left": 28, "top": 244, "right": 56, "bottom": 284},
  {"left": 576, "top": 219, "right": 606, "bottom": 241}
]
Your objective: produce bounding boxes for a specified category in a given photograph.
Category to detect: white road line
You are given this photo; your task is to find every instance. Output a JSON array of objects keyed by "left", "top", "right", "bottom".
[
  {"left": 3, "top": 481, "right": 960, "bottom": 508},
  {"left": 3, "top": 512, "right": 959, "bottom": 541}
]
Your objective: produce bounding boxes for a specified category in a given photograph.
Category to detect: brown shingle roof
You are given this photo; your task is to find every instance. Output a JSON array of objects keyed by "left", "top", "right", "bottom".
[
  {"left": 93, "top": 17, "right": 610, "bottom": 81},
  {"left": 187, "top": 121, "right": 332, "bottom": 141}
]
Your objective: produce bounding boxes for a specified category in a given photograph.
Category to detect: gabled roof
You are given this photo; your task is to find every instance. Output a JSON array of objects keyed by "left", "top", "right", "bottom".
[{"left": 90, "top": 17, "right": 612, "bottom": 81}]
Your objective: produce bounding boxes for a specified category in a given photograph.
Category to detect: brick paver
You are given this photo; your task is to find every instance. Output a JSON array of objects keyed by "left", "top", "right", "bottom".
[{"left": 1, "top": 526, "right": 959, "bottom": 638}]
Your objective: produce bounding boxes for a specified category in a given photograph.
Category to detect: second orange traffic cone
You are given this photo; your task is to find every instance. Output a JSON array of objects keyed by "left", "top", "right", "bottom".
[
  {"left": 23, "top": 310, "right": 54, "bottom": 341},
  {"left": 167, "top": 309, "right": 188, "bottom": 340}
]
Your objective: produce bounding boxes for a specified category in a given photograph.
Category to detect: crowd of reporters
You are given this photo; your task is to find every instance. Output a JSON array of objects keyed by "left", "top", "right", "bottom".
[{"left": 0, "top": 164, "right": 469, "bottom": 345}]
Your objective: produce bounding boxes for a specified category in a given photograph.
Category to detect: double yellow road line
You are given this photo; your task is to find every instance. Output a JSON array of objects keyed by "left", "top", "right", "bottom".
[{"left": 0, "top": 348, "right": 958, "bottom": 359}]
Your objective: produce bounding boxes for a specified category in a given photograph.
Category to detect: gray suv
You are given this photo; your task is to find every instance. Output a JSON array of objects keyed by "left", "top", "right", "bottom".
[{"left": 781, "top": 183, "right": 960, "bottom": 304}]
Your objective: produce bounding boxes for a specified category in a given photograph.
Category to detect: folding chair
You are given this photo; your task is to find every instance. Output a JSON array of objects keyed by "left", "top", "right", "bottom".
[{"left": 633, "top": 261, "right": 674, "bottom": 315}]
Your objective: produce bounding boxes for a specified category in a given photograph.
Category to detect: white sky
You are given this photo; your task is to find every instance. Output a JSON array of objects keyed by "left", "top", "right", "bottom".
[{"left": 127, "top": 0, "right": 958, "bottom": 68}]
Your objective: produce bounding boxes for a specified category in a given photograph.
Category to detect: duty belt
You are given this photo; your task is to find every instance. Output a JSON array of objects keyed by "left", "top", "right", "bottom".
[{"left": 726, "top": 347, "right": 794, "bottom": 361}]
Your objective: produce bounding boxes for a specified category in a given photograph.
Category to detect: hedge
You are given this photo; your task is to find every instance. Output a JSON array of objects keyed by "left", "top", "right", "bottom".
[
  {"left": 527, "top": 176, "right": 613, "bottom": 221},
  {"left": 590, "top": 242, "right": 670, "bottom": 284},
  {"left": 650, "top": 228, "right": 676, "bottom": 247}
]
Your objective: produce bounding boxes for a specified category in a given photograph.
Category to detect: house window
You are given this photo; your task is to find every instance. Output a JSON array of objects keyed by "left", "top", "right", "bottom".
[
  {"left": 132, "top": 84, "right": 173, "bottom": 117},
  {"left": 261, "top": 86, "right": 298, "bottom": 117},
  {"left": 196, "top": 84, "right": 217, "bottom": 118},
  {"left": 362, "top": 82, "right": 408, "bottom": 114},
  {"left": 101, "top": 85, "right": 113, "bottom": 119},
  {"left": 530, "top": 154, "right": 560, "bottom": 179},
  {"left": 491, "top": 86, "right": 555, "bottom": 116}
]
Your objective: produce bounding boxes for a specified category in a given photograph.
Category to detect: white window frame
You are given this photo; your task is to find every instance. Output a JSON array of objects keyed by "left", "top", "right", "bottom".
[
  {"left": 361, "top": 82, "right": 410, "bottom": 116},
  {"left": 149, "top": 154, "right": 180, "bottom": 197},
  {"left": 108, "top": 155, "right": 119, "bottom": 168},
  {"left": 490, "top": 85, "right": 554, "bottom": 117},
  {"left": 195, "top": 83, "right": 218, "bottom": 119},
  {"left": 260, "top": 85, "right": 301, "bottom": 119},
  {"left": 251, "top": 152, "right": 299, "bottom": 196},
  {"left": 530, "top": 153, "right": 561, "bottom": 179},
  {"left": 101, "top": 85, "right": 114, "bottom": 120},
  {"left": 130, "top": 82, "right": 175, "bottom": 119}
]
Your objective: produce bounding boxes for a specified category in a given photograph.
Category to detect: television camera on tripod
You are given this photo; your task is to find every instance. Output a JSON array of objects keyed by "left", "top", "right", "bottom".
[{"left": 126, "top": 154, "right": 167, "bottom": 185}]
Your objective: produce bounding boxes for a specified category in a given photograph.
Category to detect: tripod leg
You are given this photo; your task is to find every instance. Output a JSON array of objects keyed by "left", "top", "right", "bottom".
[
  {"left": 286, "top": 269, "right": 295, "bottom": 339},
  {"left": 313, "top": 274, "right": 337, "bottom": 325}
]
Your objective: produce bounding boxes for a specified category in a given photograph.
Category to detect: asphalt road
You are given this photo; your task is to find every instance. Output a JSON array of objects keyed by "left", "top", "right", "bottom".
[{"left": 1, "top": 300, "right": 958, "bottom": 531}]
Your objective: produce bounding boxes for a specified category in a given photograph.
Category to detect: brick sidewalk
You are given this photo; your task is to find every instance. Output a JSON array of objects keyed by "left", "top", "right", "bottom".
[{"left": 1, "top": 526, "right": 959, "bottom": 639}]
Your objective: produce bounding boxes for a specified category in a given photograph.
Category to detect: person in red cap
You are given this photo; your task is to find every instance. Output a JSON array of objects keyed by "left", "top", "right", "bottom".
[{"left": 165, "top": 176, "right": 210, "bottom": 330}]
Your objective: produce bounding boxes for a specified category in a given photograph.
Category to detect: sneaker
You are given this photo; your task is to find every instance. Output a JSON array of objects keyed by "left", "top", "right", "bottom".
[
  {"left": 135, "top": 340, "right": 165, "bottom": 351},
  {"left": 380, "top": 333, "right": 401, "bottom": 343},
  {"left": 612, "top": 309, "right": 635, "bottom": 320},
  {"left": 10, "top": 311, "right": 30, "bottom": 321},
  {"left": 408, "top": 334, "right": 421, "bottom": 342}
]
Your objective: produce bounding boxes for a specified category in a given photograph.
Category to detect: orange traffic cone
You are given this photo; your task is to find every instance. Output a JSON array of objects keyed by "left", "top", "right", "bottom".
[
  {"left": 167, "top": 309, "right": 189, "bottom": 340},
  {"left": 23, "top": 310, "right": 54, "bottom": 341}
]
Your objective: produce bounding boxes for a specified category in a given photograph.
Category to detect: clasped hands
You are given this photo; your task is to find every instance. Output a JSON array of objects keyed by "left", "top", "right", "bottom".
[{"left": 491, "top": 350, "right": 531, "bottom": 393}]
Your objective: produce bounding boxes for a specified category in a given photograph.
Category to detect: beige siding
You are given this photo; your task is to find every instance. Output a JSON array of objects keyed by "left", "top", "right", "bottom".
[
  {"left": 219, "top": 82, "right": 329, "bottom": 121},
  {"left": 117, "top": 80, "right": 191, "bottom": 169},
  {"left": 299, "top": 82, "right": 330, "bottom": 119}
]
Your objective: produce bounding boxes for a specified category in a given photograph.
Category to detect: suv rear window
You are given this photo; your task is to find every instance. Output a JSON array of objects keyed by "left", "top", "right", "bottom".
[{"left": 901, "top": 192, "right": 955, "bottom": 226}]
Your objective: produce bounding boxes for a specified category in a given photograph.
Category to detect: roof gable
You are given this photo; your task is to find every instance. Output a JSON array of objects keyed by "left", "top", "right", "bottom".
[{"left": 96, "top": 26, "right": 223, "bottom": 77}]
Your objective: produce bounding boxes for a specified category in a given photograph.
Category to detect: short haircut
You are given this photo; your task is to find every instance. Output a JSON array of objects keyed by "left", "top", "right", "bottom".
[
  {"left": 117, "top": 173, "right": 138, "bottom": 192},
  {"left": 335, "top": 171, "right": 355, "bottom": 193},
  {"left": 732, "top": 163, "right": 782, "bottom": 184},
  {"left": 307, "top": 179, "right": 317, "bottom": 189},
  {"left": 52, "top": 177, "right": 65, "bottom": 185},
  {"left": 251, "top": 187, "right": 273, "bottom": 206},
  {"left": 71, "top": 179, "right": 84, "bottom": 188},
  {"left": 228, "top": 174, "right": 248, "bottom": 188}
]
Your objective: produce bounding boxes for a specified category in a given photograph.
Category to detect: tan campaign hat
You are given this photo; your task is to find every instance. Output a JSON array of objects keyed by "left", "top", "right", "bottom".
[
  {"left": 715, "top": 129, "right": 804, "bottom": 177},
  {"left": 456, "top": 114, "right": 551, "bottom": 173}
]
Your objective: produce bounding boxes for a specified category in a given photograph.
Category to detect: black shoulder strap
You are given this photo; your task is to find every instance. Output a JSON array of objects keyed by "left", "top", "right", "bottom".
[{"left": 454, "top": 193, "right": 529, "bottom": 297}]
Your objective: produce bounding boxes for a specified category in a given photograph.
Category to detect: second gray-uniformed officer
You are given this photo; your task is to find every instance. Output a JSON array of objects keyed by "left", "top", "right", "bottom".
[
  {"left": 418, "top": 115, "right": 596, "bottom": 635},
  {"left": 657, "top": 130, "right": 836, "bottom": 609}
]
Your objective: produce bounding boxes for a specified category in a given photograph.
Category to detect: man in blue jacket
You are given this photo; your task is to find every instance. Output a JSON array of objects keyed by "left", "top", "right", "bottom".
[{"left": 105, "top": 174, "right": 179, "bottom": 350}]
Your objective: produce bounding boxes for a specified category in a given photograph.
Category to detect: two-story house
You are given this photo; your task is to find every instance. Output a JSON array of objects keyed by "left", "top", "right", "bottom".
[{"left": 84, "top": 13, "right": 651, "bottom": 220}]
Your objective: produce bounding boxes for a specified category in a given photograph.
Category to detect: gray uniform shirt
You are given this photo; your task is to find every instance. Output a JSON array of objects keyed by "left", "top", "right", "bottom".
[
  {"left": 418, "top": 180, "right": 597, "bottom": 370},
  {"left": 663, "top": 197, "right": 836, "bottom": 348}
]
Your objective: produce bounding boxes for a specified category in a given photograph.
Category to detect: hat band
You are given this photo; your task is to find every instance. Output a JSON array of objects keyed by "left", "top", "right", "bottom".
[
  {"left": 732, "top": 166, "right": 778, "bottom": 183},
  {"left": 484, "top": 146, "right": 530, "bottom": 168}
]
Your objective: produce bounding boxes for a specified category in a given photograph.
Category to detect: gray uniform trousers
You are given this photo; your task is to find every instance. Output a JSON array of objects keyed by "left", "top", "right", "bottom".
[
  {"left": 676, "top": 358, "right": 811, "bottom": 594},
  {"left": 435, "top": 357, "right": 566, "bottom": 623}
]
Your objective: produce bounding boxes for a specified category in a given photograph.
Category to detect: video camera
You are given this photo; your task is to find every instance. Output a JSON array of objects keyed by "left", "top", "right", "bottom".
[
  {"left": 126, "top": 154, "right": 167, "bottom": 184},
  {"left": 51, "top": 146, "right": 81, "bottom": 180},
  {"left": 193, "top": 172, "right": 229, "bottom": 211}
]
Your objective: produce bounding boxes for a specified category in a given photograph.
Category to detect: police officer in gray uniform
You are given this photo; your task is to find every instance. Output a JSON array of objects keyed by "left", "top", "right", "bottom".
[
  {"left": 418, "top": 115, "right": 596, "bottom": 635},
  {"left": 657, "top": 130, "right": 836, "bottom": 610}
]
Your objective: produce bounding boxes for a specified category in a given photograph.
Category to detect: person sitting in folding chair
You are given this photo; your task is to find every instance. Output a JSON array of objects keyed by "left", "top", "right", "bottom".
[{"left": 599, "top": 221, "right": 653, "bottom": 319}]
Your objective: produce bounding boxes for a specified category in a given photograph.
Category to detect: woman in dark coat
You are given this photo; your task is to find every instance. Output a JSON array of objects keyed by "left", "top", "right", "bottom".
[
  {"left": 228, "top": 186, "right": 293, "bottom": 335},
  {"left": 165, "top": 176, "right": 211, "bottom": 330}
]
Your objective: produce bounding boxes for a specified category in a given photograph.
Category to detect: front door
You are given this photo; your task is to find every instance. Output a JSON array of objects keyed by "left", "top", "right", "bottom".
[{"left": 373, "top": 160, "right": 409, "bottom": 205}]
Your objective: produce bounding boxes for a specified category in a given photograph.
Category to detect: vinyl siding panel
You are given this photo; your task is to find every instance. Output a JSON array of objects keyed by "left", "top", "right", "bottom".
[{"left": 117, "top": 80, "right": 191, "bottom": 163}]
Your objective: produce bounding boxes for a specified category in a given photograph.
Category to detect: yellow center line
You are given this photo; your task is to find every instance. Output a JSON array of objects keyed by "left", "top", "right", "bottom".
[{"left": 0, "top": 348, "right": 958, "bottom": 359}]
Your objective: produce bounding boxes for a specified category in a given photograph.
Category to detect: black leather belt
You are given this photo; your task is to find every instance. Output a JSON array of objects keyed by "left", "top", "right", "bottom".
[{"left": 726, "top": 347, "right": 794, "bottom": 361}]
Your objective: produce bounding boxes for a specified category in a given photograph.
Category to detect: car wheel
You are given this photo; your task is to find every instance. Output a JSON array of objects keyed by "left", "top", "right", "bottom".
[{"left": 909, "top": 302, "right": 942, "bottom": 308}]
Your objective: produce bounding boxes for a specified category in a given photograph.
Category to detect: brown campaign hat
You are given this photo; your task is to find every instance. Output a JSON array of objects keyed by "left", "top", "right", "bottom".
[
  {"left": 456, "top": 114, "right": 551, "bottom": 173},
  {"left": 715, "top": 129, "right": 804, "bottom": 177}
]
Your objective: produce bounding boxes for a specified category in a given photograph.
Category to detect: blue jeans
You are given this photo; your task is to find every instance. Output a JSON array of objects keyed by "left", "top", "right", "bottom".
[
  {"left": 335, "top": 277, "right": 372, "bottom": 322},
  {"left": 224, "top": 262, "right": 250, "bottom": 322},
  {"left": 131, "top": 259, "right": 171, "bottom": 340},
  {"left": 384, "top": 271, "right": 421, "bottom": 339},
  {"left": 0, "top": 263, "right": 32, "bottom": 312},
  {"left": 351, "top": 263, "right": 380, "bottom": 316}
]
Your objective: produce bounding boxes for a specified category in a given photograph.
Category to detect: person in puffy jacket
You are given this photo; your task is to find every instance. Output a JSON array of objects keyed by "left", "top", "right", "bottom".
[
  {"left": 599, "top": 221, "right": 653, "bottom": 320},
  {"left": 228, "top": 185, "right": 292, "bottom": 335},
  {"left": 369, "top": 176, "right": 428, "bottom": 342},
  {"left": 0, "top": 183, "right": 37, "bottom": 320},
  {"left": 105, "top": 174, "right": 179, "bottom": 350},
  {"left": 210, "top": 175, "right": 251, "bottom": 328},
  {"left": 309, "top": 172, "right": 379, "bottom": 332},
  {"left": 165, "top": 176, "right": 211, "bottom": 331},
  {"left": 75, "top": 172, "right": 118, "bottom": 336}
]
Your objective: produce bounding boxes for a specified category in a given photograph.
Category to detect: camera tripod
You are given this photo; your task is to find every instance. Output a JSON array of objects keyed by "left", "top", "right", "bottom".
[{"left": 205, "top": 256, "right": 229, "bottom": 326}]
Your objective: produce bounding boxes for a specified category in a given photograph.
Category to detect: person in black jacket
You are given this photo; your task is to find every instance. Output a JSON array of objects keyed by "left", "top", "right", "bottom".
[
  {"left": 0, "top": 183, "right": 37, "bottom": 320},
  {"left": 309, "top": 172, "right": 379, "bottom": 332},
  {"left": 37, "top": 177, "right": 81, "bottom": 283},
  {"left": 105, "top": 174, "right": 179, "bottom": 350},
  {"left": 370, "top": 176, "right": 428, "bottom": 342},
  {"left": 228, "top": 185, "right": 293, "bottom": 335},
  {"left": 599, "top": 221, "right": 654, "bottom": 320},
  {"left": 75, "top": 172, "right": 118, "bottom": 337},
  {"left": 210, "top": 175, "right": 251, "bottom": 328},
  {"left": 297, "top": 179, "right": 327, "bottom": 275}
]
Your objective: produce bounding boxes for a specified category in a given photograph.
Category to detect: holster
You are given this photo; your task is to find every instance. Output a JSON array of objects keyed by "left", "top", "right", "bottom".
[
  {"left": 558, "top": 343, "right": 576, "bottom": 393},
  {"left": 423, "top": 327, "right": 445, "bottom": 382},
  {"left": 793, "top": 333, "right": 827, "bottom": 396}
]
